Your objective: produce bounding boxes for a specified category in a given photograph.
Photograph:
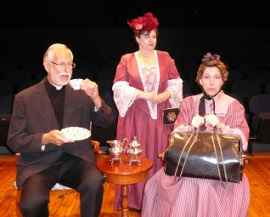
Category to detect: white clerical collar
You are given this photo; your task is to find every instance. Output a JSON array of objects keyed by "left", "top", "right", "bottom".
[{"left": 52, "top": 84, "right": 63, "bottom": 90}]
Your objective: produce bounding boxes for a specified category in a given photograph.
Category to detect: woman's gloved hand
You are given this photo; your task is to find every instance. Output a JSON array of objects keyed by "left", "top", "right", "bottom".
[
  {"left": 191, "top": 115, "right": 205, "bottom": 128},
  {"left": 204, "top": 114, "right": 220, "bottom": 127}
]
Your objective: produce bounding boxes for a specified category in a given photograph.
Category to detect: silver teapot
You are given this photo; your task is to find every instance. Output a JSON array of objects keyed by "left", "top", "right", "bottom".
[
  {"left": 106, "top": 138, "right": 128, "bottom": 164},
  {"left": 126, "top": 136, "right": 143, "bottom": 165}
]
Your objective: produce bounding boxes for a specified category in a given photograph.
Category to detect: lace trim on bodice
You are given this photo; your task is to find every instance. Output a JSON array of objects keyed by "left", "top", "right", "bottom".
[
  {"left": 112, "top": 81, "right": 138, "bottom": 117},
  {"left": 135, "top": 50, "right": 160, "bottom": 119}
]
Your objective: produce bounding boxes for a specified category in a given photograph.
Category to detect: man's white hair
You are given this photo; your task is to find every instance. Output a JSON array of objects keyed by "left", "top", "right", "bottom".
[{"left": 43, "top": 43, "right": 73, "bottom": 62}]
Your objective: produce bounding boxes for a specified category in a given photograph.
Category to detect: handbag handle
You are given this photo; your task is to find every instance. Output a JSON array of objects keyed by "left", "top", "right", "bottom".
[
  {"left": 174, "top": 131, "right": 198, "bottom": 176},
  {"left": 174, "top": 129, "right": 226, "bottom": 181},
  {"left": 211, "top": 126, "right": 246, "bottom": 180},
  {"left": 211, "top": 125, "right": 245, "bottom": 173}
]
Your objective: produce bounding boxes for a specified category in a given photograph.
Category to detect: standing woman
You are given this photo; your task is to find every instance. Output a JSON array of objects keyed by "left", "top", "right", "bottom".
[{"left": 112, "top": 12, "right": 183, "bottom": 210}]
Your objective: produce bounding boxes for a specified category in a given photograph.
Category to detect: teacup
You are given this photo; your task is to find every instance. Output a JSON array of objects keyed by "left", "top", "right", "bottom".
[{"left": 69, "top": 79, "right": 83, "bottom": 90}]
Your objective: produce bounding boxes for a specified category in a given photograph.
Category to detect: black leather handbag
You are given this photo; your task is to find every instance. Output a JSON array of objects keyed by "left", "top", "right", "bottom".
[{"left": 164, "top": 129, "right": 246, "bottom": 183}]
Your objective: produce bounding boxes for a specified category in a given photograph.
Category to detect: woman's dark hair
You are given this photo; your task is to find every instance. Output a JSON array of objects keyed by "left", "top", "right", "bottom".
[
  {"left": 132, "top": 28, "right": 159, "bottom": 45},
  {"left": 134, "top": 28, "right": 158, "bottom": 38}
]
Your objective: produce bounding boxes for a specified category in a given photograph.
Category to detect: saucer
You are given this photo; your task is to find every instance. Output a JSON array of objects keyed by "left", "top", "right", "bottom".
[{"left": 61, "top": 127, "right": 91, "bottom": 141}]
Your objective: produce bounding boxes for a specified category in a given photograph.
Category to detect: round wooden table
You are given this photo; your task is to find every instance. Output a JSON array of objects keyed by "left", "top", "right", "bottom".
[{"left": 96, "top": 155, "right": 153, "bottom": 217}]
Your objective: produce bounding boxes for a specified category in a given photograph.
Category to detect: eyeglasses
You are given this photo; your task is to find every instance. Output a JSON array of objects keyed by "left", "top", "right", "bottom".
[{"left": 50, "top": 61, "right": 76, "bottom": 68}]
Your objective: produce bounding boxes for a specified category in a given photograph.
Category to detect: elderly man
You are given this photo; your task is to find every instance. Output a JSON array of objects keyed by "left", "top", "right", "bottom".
[{"left": 7, "top": 43, "right": 113, "bottom": 217}]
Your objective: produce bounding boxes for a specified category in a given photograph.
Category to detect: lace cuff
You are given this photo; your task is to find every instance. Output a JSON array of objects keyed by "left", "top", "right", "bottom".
[
  {"left": 112, "top": 81, "right": 138, "bottom": 117},
  {"left": 167, "top": 78, "right": 183, "bottom": 107}
]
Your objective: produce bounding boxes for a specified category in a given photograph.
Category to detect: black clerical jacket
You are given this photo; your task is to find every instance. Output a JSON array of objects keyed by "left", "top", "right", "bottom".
[{"left": 7, "top": 78, "right": 113, "bottom": 189}]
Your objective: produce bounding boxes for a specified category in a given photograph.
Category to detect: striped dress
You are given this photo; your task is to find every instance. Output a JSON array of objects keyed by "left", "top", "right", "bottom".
[{"left": 141, "top": 92, "right": 250, "bottom": 217}]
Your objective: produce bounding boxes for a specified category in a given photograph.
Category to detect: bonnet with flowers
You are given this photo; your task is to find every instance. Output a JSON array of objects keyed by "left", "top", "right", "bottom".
[{"left": 201, "top": 52, "right": 220, "bottom": 63}]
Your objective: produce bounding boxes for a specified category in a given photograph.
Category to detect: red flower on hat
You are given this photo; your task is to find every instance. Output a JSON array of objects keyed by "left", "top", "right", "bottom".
[{"left": 127, "top": 12, "right": 159, "bottom": 31}]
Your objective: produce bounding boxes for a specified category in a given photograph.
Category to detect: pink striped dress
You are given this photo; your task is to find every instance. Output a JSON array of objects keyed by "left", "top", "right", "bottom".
[{"left": 141, "top": 92, "right": 250, "bottom": 217}]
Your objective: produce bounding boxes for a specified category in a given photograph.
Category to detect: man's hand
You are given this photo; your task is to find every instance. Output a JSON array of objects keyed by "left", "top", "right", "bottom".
[
  {"left": 81, "top": 79, "right": 102, "bottom": 109},
  {"left": 42, "top": 130, "right": 74, "bottom": 146}
]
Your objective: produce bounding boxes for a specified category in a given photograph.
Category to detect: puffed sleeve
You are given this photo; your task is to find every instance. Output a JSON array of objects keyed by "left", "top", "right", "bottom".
[
  {"left": 173, "top": 96, "right": 194, "bottom": 131},
  {"left": 218, "top": 100, "right": 250, "bottom": 151}
]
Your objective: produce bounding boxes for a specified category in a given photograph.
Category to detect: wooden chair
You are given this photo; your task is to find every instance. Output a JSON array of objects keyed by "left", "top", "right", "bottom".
[{"left": 16, "top": 140, "right": 103, "bottom": 217}]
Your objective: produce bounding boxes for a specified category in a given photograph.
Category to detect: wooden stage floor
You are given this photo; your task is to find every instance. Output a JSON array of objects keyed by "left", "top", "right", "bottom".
[{"left": 0, "top": 152, "right": 270, "bottom": 217}]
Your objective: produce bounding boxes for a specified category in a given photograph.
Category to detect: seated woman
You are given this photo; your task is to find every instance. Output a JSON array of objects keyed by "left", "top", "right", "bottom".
[{"left": 141, "top": 53, "right": 250, "bottom": 217}]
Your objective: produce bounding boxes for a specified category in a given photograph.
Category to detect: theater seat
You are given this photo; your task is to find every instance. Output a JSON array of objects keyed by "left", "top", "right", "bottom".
[{"left": 248, "top": 94, "right": 270, "bottom": 155}]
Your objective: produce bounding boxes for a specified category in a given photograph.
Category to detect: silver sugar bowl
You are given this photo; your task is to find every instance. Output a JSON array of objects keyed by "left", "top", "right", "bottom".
[
  {"left": 126, "top": 136, "right": 143, "bottom": 165},
  {"left": 106, "top": 138, "right": 128, "bottom": 164}
]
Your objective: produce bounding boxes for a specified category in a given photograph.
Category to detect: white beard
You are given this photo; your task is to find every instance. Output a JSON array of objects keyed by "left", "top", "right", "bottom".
[{"left": 51, "top": 72, "right": 71, "bottom": 86}]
